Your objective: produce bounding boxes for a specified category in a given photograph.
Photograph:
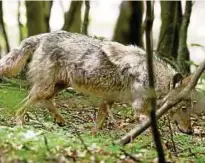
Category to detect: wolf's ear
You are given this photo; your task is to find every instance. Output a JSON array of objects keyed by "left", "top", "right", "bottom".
[
  {"left": 171, "top": 73, "right": 183, "bottom": 89},
  {"left": 101, "top": 42, "right": 127, "bottom": 58}
]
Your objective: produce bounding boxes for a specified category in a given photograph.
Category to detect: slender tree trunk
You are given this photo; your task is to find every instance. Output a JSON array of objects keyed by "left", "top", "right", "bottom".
[
  {"left": 22, "top": 1, "right": 48, "bottom": 78},
  {"left": 18, "top": 1, "right": 23, "bottom": 42},
  {"left": 0, "top": 1, "right": 10, "bottom": 53},
  {"left": 145, "top": 2, "right": 165, "bottom": 162},
  {"left": 44, "top": 1, "right": 53, "bottom": 32},
  {"left": 157, "top": 1, "right": 182, "bottom": 58},
  {"left": 26, "top": 1, "right": 47, "bottom": 36},
  {"left": 113, "top": 1, "right": 144, "bottom": 47},
  {"left": 63, "top": 1, "right": 82, "bottom": 33},
  {"left": 177, "top": 1, "right": 192, "bottom": 75},
  {"left": 81, "top": 0, "right": 90, "bottom": 35},
  {"left": 130, "top": 1, "right": 144, "bottom": 47}
]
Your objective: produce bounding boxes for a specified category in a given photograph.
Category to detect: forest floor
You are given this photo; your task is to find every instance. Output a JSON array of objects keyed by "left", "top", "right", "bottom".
[{"left": 0, "top": 79, "right": 205, "bottom": 163}]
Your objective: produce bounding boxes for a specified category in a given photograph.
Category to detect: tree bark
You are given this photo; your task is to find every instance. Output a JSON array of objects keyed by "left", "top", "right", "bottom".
[
  {"left": 157, "top": 1, "right": 182, "bottom": 58},
  {"left": 44, "top": 1, "right": 53, "bottom": 32},
  {"left": 113, "top": 1, "right": 144, "bottom": 47},
  {"left": 63, "top": 1, "right": 82, "bottom": 33},
  {"left": 18, "top": 1, "right": 23, "bottom": 42},
  {"left": 26, "top": 1, "right": 47, "bottom": 36},
  {"left": 81, "top": 0, "right": 90, "bottom": 35},
  {"left": 0, "top": 1, "right": 10, "bottom": 53},
  {"left": 177, "top": 1, "right": 192, "bottom": 75},
  {"left": 145, "top": 2, "right": 165, "bottom": 162}
]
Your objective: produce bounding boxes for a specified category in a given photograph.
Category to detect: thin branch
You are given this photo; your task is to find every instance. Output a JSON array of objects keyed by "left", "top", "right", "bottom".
[
  {"left": 117, "top": 59, "right": 205, "bottom": 145},
  {"left": 167, "top": 115, "right": 177, "bottom": 155},
  {"left": 81, "top": 0, "right": 90, "bottom": 35},
  {"left": 43, "top": 135, "right": 51, "bottom": 153},
  {"left": 72, "top": 124, "right": 92, "bottom": 155},
  {"left": 145, "top": 2, "right": 165, "bottom": 162}
]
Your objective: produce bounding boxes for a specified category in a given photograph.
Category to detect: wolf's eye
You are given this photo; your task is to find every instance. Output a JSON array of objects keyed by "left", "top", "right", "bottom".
[{"left": 181, "top": 107, "right": 187, "bottom": 112}]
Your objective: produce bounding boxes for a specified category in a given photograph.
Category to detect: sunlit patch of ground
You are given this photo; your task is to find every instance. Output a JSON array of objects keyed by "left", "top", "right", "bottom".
[{"left": 0, "top": 79, "right": 204, "bottom": 162}]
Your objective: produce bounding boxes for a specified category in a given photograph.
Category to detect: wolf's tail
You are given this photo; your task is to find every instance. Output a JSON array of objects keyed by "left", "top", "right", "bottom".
[{"left": 0, "top": 36, "right": 42, "bottom": 77}]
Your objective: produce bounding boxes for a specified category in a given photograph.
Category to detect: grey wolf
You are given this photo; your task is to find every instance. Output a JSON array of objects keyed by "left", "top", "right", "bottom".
[{"left": 0, "top": 31, "right": 192, "bottom": 134}]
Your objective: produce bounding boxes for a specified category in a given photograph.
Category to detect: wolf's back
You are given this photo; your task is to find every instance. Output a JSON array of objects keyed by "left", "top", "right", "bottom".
[{"left": 0, "top": 33, "right": 48, "bottom": 77}]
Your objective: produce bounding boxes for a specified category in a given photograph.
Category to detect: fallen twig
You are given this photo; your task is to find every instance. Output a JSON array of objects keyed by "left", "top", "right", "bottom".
[
  {"left": 43, "top": 135, "right": 51, "bottom": 153},
  {"left": 167, "top": 115, "right": 177, "bottom": 155}
]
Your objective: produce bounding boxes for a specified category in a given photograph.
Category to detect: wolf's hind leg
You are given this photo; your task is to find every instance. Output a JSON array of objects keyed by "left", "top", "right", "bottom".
[
  {"left": 43, "top": 99, "right": 66, "bottom": 126},
  {"left": 14, "top": 96, "right": 37, "bottom": 125},
  {"left": 95, "top": 101, "right": 114, "bottom": 130}
]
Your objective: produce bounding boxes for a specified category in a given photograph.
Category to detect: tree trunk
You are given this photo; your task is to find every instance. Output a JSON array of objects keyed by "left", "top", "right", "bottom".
[
  {"left": 81, "top": 0, "right": 90, "bottom": 35},
  {"left": 63, "top": 1, "right": 82, "bottom": 33},
  {"left": 113, "top": 1, "right": 144, "bottom": 47},
  {"left": 0, "top": 1, "right": 10, "bottom": 53},
  {"left": 177, "top": 1, "right": 192, "bottom": 75},
  {"left": 26, "top": 1, "right": 47, "bottom": 36},
  {"left": 18, "top": 1, "right": 24, "bottom": 42},
  {"left": 157, "top": 1, "right": 182, "bottom": 59},
  {"left": 44, "top": 1, "right": 53, "bottom": 32}
]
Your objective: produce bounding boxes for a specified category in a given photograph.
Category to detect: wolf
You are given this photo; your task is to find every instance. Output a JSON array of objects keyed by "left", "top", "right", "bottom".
[{"left": 0, "top": 31, "right": 192, "bottom": 134}]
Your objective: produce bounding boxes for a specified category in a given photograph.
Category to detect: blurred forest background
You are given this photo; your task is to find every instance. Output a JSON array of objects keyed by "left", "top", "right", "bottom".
[
  {"left": 0, "top": 1, "right": 205, "bottom": 162},
  {"left": 0, "top": 0, "right": 205, "bottom": 75}
]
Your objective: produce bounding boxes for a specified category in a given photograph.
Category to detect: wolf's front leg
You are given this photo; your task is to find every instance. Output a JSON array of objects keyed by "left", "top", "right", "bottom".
[
  {"left": 95, "top": 101, "right": 114, "bottom": 130},
  {"left": 132, "top": 98, "right": 149, "bottom": 122},
  {"left": 14, "top": 96, "right": 37, "bottom": 125},
  {"left": 43, "top": 99, "right": 66, "bottom": 126}
]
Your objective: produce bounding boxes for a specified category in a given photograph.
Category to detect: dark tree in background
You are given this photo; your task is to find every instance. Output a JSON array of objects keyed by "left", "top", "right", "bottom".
[
  {"left": 113, "top": 1, "right": 144, "bottom": 47},
  {"left": 63, "top": 1, "right": 82, "bottom": 33},
  {"left": 0, "top": 1, "right": 9, "bottom": 53},
  {"left": 81, "top": 0, "right": 90, "bottom": 35},
  {"left": 25, "top": 1, "right": 48, "bottom": 36},
  {"left": 157, "top": 1, "right": 182, "bottom": 59},
  {"left": 177, "top": 1, "right": 192, "bottom": 75},
  {"left": 44, "top": 1, "right": 53, "bottom": 32},
  {"left": 157, "top": 1, "right": 192, "bottom": 75},
  {"left": 18, "top": 1, "right": 24, "bottom": 42}
]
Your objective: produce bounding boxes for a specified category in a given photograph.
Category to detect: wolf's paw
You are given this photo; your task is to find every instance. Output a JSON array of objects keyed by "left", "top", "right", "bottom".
[
  {"left": 91, "top": 126, "right": 99, "bottom": 136},
  {"left": 133, "top": 113, "right": 148, "bottom": 124},
  {"left": 54, "top": 117, "right": 66, "bottom": 127},
  {"left": 139, "top": 114, "right": 148, "bottom": 122},
  {"left": 11, "top": 116, "right": 25, "bottom": 125}
]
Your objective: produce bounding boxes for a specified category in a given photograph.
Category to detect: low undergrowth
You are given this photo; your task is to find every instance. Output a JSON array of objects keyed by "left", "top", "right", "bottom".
[{"left": 0, "top": 79, "right": 204, "bottom": 162}]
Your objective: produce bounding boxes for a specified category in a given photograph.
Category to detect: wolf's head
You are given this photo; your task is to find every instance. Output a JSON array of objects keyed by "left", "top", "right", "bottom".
[{"left": 168, "top": 74, "right": 193, "bottom": 134}]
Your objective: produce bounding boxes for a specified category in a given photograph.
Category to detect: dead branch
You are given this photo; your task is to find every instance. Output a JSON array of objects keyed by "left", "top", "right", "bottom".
[
  {"left": 145, "top": 1, "right": 165, "bottom": 162},
  {"left": 117, "top": 59, "right": 205, "bottom": 146},
  {"left": 167, "top": 115, "right": 177, "bottom": 155}
]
